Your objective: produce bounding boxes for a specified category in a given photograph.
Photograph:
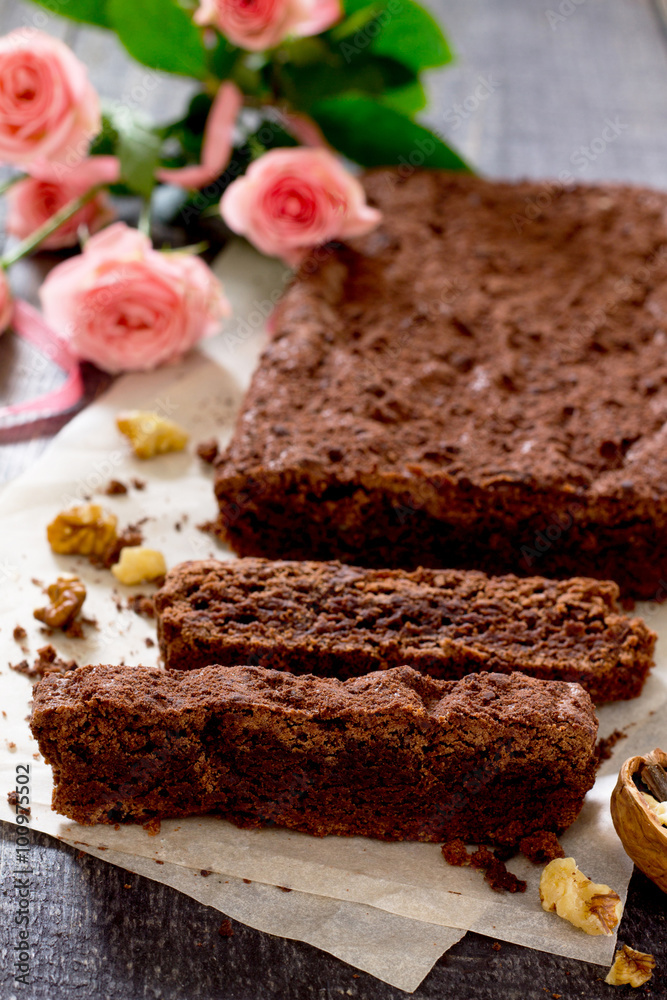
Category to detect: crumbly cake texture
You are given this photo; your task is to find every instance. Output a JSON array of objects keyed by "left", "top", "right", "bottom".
[
  {"left": 30, "top": 663, "right": 598, "bottom": 843},
  {"left": 155, "top": 558, "right": 655, "bottom": 703},
  {"left": 213, "top": 170, "right": 667, "bottom": 599}
]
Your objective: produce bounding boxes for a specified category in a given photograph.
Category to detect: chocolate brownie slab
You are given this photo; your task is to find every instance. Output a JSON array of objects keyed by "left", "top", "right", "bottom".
[
  {"left": 155, "top": 558, "right": 655, "bottom": 703},
  {"left": 30, "top": 663, "right": 598, "bottom": 844},
  {"left": 214, "top": 170, "right": 667, "bottom": 598}
]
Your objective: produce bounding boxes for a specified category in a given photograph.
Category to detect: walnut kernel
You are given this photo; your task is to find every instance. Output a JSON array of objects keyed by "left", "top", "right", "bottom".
[
  {"left": 116, "top": 410, "right": 189, "bottom": 459},
  {"left": 111, "top": 547, "right": 167, "bottom": 585},
  {"left": 539, "top": 857, "right": 622, "bottom": 935},
  {"left": 642, "top": 792, "right": 667, "bottom": 826},
  {"left": 47, "top": 504, "right": 118, "bottom": 557},
  {"left": 605, "top": 945, "right": 656, "bottom": 987},
  {"left": 34, "top": 576, "right": 86, "bottom": 629}
]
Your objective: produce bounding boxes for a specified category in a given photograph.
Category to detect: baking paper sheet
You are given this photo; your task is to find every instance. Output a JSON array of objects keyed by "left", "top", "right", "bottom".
[{"left": 1, "top": 240, "right": 664, "bottom": 989}]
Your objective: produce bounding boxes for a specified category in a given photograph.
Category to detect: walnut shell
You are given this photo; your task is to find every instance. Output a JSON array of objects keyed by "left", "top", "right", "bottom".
[{"left": 610, "top": 748, "right": 667, "bottom": 894}]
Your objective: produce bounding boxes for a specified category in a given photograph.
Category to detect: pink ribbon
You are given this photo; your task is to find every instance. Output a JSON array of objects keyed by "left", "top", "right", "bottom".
[{"left": 0, "top": 300, "right": 84, "bottom": 422}]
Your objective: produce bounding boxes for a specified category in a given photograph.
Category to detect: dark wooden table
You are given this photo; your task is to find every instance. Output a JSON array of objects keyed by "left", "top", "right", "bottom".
[{"left": 2, "top": 0, "right": 667, "bottom": 996}]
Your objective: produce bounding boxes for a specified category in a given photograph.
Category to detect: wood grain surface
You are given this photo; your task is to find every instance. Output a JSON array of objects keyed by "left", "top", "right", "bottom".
[{"left": 2, "top": 1, "right": 667, "bottom": 996}]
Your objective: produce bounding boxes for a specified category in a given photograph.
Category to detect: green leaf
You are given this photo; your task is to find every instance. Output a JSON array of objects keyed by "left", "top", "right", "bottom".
[
  {"left": 111, "top": 111, "right": 161, "bottom": 196},
  {"left": 278, "top": 54, "right": 415, "bottom": 108},
  {"left": 335, "top": 0, "right": 451, "bottom": 73},
  {"left": 29, "top": 0, "right": 110, "bottom": 27},
  {"left": 370, "top": 0, "right": 451, "bottom": 70},
  {"left": 310, "top": 96, "right": 470, "bottom": 170},
  {"left": 381, "top": 79, "right": 427, "bottom": 115},
  {"left": 107, "top": 0, "right": 208, "bottom": 78},
  {"left": 210, "top": 36, "right": 241, "bottom": 80}
]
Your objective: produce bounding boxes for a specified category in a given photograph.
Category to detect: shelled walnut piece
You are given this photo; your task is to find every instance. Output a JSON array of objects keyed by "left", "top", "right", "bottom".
[
  {"left": 116, "top": 410, "right": 189, "bottom": 459},
  {"left": 111, "top": 547, "right": 166, "bottom": 586},
  {"left": 47, "top": 504, "right": 117, "bottom": 558},
  {"left": 34, "top": 576, "right": 86, "bottom": 629},
  {"left": 605, "top": 945, "right": 656, "bottom": 987},
  {"left": 610, "top": 748, "right": 667, "bottom": 894},
  {"left": 539, "top": 858, "right": 622, "bottom": 935}
]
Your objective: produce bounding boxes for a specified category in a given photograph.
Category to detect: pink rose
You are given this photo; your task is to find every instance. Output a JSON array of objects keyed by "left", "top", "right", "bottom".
[
  {"left": 40, "top": 222, "right": 230, "bottom": 373},
  {"left": 0, "top": 269, "right": 13, "bottom": 334},
  {"left": 6, "top": 156, "right": 120, "bottom": 250},
  {"left": 194, "top": 0, "right": 342, "bottom": 51},
  {"left": 0, "top": 30, "right": 100, "bottom": 168},
  {"left": 220, "top": 147, "right": 382, "bottom": 265},
  {"left": 157, "top": 82, "right": 242, "bottom": 190}
]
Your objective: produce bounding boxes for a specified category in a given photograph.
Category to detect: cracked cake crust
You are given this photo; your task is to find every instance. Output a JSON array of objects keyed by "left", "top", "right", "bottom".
[
  {"left": 30, "top": 663, "right": 598, "bottom": 843},
  {"left": 214, "top": 170, "right": 667, "bottom": 598},
  {"left": 155, "top": 558, "right": 655, "bottom": 703}
]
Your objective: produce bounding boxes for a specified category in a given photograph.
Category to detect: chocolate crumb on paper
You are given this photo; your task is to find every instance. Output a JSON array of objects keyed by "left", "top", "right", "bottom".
[
  {"left": 196, "top": 438, "right": 219, "bottom": 464},
  {"left": 103, "top": 480, "right": 128, "bottom": 495},
  {"left": 10, "top": 645, "right": 78, "bottom": 680},
  {"left": 596, "top": 729, "right": 627, "bottom": 765},
  {"left": 442, "top": 840, "right": 527, "bottom": 894},
  {"left": 127, "top": 594, "right": 156, "bottom": 619}
]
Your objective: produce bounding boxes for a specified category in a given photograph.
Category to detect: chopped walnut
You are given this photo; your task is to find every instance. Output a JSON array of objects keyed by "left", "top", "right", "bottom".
[
  {"left": 47, "top": 504, "right": 118, "bottom": 557},
  {"left": 642, "top": 792, "right": 667, "bottom": 826},
  {"left": 605, "top": 945, "right": 656, "bottom": 987},
  {"left": 116, "top": 410, "right": 189, "bottom": 459},
  {"left": 111, "top": 547, "right": 167, "bottom": 586},
  {"left": 539, "top": 857, "right": 622, "bottom": 936},
  {"left": 34, "top": 576, "right": 86, "bottom": 629}
]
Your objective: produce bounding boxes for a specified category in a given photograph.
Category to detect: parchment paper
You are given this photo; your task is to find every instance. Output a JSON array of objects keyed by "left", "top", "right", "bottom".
[{"left": 1, "top": 241, "right": 664, "bottom": 989}]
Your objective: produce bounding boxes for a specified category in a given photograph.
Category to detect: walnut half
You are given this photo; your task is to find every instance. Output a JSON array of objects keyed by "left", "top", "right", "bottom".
[
  {"left": 610, "top": 748, "right": 667, "bottom": 894},
  {"left": 34, "top": 576, "right": 86, "bottom": 629},
  {"left": 605, "top": 945, "right": 656, "bottom": 987},
  {"left": 116, "top": 410, "right": 189, "bottom": 459},
  {"left": 539, "top": 857, "right": 623, "bottom": 936},
  {"left": 47, "top": 504, "right": 118, "bottom": 557}
]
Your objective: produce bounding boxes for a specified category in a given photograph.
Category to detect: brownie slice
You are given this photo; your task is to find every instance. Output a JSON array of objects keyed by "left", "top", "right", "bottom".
[
  {"left": 155, "top": 558, "right": 655, "bottom": 703},
  {"left": 30, "top": 663, "right": 598, "bottom": 844},
  {"left": 214, "top": 170, "right": 667, "bottom": 599}
]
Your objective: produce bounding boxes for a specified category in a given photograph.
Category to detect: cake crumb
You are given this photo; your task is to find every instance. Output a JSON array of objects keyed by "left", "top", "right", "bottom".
[
  {"left": 196, "top": 519, "right": 218, "bottom": 537},
  {"left": 519, "top": 831, "right": 565, "bottom": 864},
  {"left": 242, "top": 878, "right": 251, "bottom": 884},
  {"left": 197, "top": 438, "right": 219, "bottom": 464},
  {"left": 443, "top": 841, "right": 526, "bottom": 894},
  {"left": 103, "top": 479, "right": 128, "bottom": 495},
  {"left": 13, "top": 625, "right": 27, "bottom": 642},
  {"left": 492, "top": 942, "right": 501, "bottom": 951},
  {"left": 131, "top": 477, "right": 146, "bottom": 491},
  {"left": 596, "top": 729, "right": 627, "bottom": 764},
  {"left": 10, "top": 645, "right": 78, "bottom": 680},
  {"left": 200, "top": 869, "right": 211, "bottom": 877},
  {"left": 127, "top": 594, "right": 155, "bottom": 619},
  {"left": 441, "top": 839, "right": 469, "bottom": 866},
  {"left": 218, "top": 919, "right": 233, "bottom": 937},
  {"left": 142, "top": 817, "right": 161, "bottom": 836},
  {"left": 145, "top": 637, "right": 155, "bottom": 648}
]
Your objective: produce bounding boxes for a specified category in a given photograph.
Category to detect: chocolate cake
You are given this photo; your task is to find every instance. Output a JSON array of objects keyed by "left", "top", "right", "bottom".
[
  {"left": 30, "top": 663, "right": 598, "bottom": 844},
  {"left": 213, "top": 170, "right": 667, "bottom": 599},
  {"left": 155, "top": 558, "right": 655, "bottom": 703}
]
